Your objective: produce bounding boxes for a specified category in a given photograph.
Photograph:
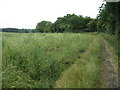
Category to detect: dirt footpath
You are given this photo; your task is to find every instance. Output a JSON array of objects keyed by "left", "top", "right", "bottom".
[{"left": 100, "top": 40, "right": 118, "bottom": 88}]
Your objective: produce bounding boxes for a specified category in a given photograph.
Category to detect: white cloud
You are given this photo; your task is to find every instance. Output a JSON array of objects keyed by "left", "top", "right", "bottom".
[{"left": 0, "top": 0, "right": 103, "bottom": 29}]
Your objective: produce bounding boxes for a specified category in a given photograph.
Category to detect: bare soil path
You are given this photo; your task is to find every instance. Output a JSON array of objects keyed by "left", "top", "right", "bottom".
[{"left": 100, "top": 40, "right": 118, "bottom": 88}]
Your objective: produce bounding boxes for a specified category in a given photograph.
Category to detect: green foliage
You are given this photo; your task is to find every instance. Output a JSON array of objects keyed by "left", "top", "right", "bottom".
[
  {"left": 35, "top": 14, "right": 94, "bottom": 33},
  {"left": 2, "top": 64, "right": 34, "bottom": 88},
  {"left": 86, "top": 19, "right": 97, "bottom": 32},
  {"left": 53, "top": 14, "right": 93, "bottom": 33},
  {"left": 97, "top": 2, "right": 120, "bottom": 37},
  {"left": 35, "top": 21, "right": 53, "bottom": 33}
]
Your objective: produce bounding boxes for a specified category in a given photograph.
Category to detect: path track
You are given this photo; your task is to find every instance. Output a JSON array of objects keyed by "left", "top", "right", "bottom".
[{"left": 100, "top": 40, "right": 118, "bottom": 88}]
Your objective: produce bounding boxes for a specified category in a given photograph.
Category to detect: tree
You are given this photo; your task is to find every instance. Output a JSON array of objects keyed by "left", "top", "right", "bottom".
[
  {"left": 87, "top": 19, "right": 97, "bottom": 32},
  {"left": 97, "top": 2, "right": 120, "bottom": 36},
  {"left": 35, "top": 21, "right": 53, "bottom": 32},
  {"left": 84, "top": 17, "right": 93, "bottom": 31},
  {"left": 53, "top": 17, "right": 69, "bottom": 33}
]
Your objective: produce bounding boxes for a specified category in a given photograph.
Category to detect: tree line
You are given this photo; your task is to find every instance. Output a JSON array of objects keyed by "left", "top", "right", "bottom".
[
  {"left": 2, "top": 28, "right": 35, "bottom": 33},
  {"left": 35, "top": 2, "right": 119, "bottom": 35},
  {"left": 35, "top": 14, "right": 97, "bottom": 33}
]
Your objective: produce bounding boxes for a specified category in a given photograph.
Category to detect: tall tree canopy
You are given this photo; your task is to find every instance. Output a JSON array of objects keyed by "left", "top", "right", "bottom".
[{"left": 97, "top": 2, "right": 120, "bottom": 37}]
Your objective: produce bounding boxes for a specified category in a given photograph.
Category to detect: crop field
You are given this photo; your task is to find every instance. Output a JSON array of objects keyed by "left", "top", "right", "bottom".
[{"left": 2, "top": 33, "right": 118, "bottom": 88}]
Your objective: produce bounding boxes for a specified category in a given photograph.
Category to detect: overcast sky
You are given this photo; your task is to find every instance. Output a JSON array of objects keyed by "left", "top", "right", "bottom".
[{"left": 0, "top": 0, "right": 104, "bottom": 29}]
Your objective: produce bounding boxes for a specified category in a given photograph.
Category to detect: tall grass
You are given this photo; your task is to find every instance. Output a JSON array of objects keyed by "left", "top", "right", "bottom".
[
  {"left": 102, "top": 33, "right": 118, "bottom": 55},
  {"left": 2, "top": 33, "right": 94, "bottom": 88}
]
